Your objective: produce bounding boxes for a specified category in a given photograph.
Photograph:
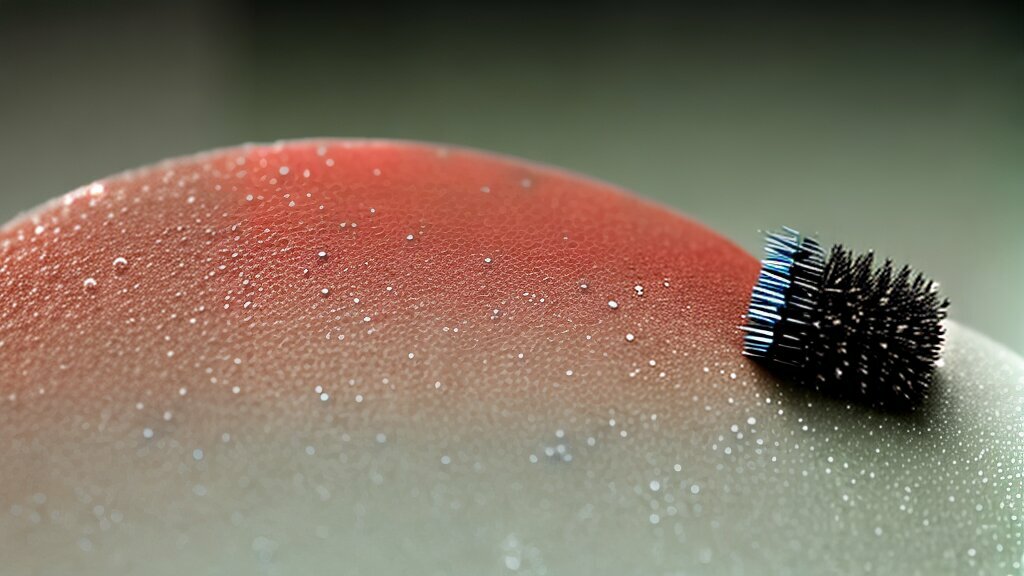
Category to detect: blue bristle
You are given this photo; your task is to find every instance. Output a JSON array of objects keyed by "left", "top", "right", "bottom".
[{"left": 741, "top": 228, "right": 824, "bottom": 360}]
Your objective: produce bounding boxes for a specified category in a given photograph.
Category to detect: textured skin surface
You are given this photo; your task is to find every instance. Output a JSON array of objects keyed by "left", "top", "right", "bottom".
[{"left": 0, "top": 141, "right": 1021, "bottom": 575}]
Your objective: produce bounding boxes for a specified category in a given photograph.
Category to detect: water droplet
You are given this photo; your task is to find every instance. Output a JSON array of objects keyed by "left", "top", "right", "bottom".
[
  {"left": 112, "top": 257, "right": 129, "bottom": 273},
  {"left": 607, "top": 300, "right": 619, "bottom": 310},
  {"left": 83, "top": 278, "right": 98, "bottom": 291},
  {"left": 625, "top": 333, "right": 636, "bottom": 342}
]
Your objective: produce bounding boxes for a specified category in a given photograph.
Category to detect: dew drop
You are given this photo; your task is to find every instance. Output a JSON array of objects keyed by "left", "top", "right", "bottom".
[
  {"left": 112, "top": 257, "right": 129, "bottom": 273},
  {"left": 83, "top": 278, "right": 98, "bottom": 291}
]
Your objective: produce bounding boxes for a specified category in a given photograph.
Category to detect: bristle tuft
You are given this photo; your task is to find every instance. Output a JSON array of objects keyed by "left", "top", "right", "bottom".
[
  {"left": 804, "top": 244, "right": 949, "bottom": 405},
  {"left": 743, "top": 229, "right": 949, "bottom": 408}
]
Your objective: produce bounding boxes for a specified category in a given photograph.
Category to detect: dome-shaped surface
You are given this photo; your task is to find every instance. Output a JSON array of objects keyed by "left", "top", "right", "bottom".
[{"left": 1, "top": 141, "right": 1020, "bottom": 575}]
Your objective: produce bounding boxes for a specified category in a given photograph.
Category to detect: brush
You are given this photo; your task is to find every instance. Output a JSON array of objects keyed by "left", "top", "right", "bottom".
[{"left": 742, "top": 227, "right": 949, "bottom": 407}]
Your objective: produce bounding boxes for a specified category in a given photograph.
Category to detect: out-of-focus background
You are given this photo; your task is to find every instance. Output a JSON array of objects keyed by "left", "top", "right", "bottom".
[{"left": 1, "top": 1, "right": 1021, "bottom": 351}]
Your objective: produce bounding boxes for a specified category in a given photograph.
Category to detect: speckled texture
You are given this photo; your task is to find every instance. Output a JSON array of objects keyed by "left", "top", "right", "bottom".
[{"left": 0, "top": 141, "right": 1020, "bottom": 575}]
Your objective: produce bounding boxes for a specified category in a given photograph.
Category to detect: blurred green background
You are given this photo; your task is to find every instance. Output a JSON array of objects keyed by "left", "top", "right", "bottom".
[{"left": 1, "top": 1, "right": 1021, "bottom": 351}]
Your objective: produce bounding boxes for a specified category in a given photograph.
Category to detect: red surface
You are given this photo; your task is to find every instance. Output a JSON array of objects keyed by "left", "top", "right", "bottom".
[{"left": 1, "top": 140, "right": 760, "bottom": 406}]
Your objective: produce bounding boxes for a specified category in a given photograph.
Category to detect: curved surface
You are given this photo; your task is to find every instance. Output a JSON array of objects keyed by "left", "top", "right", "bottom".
[{"left": 0, "top": 141, "right": 1020, "bottom": 575}]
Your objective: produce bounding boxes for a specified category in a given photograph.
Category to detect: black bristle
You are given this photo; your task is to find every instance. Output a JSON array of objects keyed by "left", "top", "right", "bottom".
[{"left": 743, "top": 229, "right": 949, "bottom": 408}]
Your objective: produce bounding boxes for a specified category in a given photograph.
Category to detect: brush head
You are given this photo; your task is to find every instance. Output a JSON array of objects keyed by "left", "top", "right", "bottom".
[{"left": 743, "top": 228, "right": 949, "bottom": 408}]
